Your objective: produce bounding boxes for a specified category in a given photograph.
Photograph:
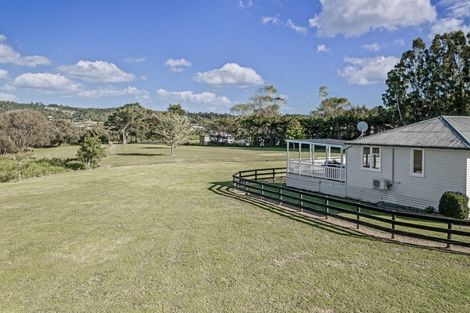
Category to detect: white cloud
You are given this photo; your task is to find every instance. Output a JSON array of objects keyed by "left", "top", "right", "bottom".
[
  {"left": 238, "top": 0, "right": 253, "bottom": 9},
  {"left": 338, "top": 56, "right": 399, "bottom": 85},
  {"left": 309, "top": 0, "right": 437, "bottom": 37},
  {"left": 0, "top": 34, "right": 51, "bottom": 67},
  {"left": 440, "top": 0, "right": 470, "bottom": 19},
  {"left": 429, "top": 17, "right": 470, "bottom": 37},
  {"left": 124, "top": 57, "right": 146, "bottom": 63},
  {"left": 78, "top": 86, "right": 150, "bottom": 100},
  {"left": 58, "top": 60, "right": 135, "bottom": 83},
  {"left": 394, "top": 39, "right": 405, "bottom": 46},
  {"left": 0, "top": 69, "right": 7, "bottom": 79},
  {"left": 195, "top": 63, "right": 263, "bottom": 86},
  {"left": 165, "top": 58, "right": 192, "bottom": 72},
  {"left": 262, "top": 17, "right": 308, "bottom": 34},
  {"left": 157, "top": 88, "right": 231, "bottom": 106},
  {"left": 0, "top": 92, "right": 16, "bottom": 101},
  {"left": 286, "top": 19, "right": 308, "bottom": 34},
  {"left": 316, "top": 44, "right": 329, "bottom": 53},
  {"left": 13, "top": 72, "right": 81, "bottom": 92},
  {"left": 362, "top": 43, "right": 382, "bottom": 51},
  {"left": 261, "top": 16, "right": 281, "bottom": 25}
]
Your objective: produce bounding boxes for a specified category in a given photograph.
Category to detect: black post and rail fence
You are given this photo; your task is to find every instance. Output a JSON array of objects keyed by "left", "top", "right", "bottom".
[{"left": 232, "top": 167, "right": 470, "bottom": 249}]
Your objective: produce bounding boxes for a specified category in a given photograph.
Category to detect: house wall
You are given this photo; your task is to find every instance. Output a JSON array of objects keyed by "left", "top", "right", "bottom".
[
  {"left": 467, "top": 158, "right": 470, "bottom": 206},
  {"left": 345, "top": 145, "right": 470, "bottom": 209},
  {"left": 286, "top": 173, "right": 346, "bottom": 197}
]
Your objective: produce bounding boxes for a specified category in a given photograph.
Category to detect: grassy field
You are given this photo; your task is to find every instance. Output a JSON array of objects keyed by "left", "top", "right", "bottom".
[{"left": 1, "top": 144, "right": 469, "bottom": 313}]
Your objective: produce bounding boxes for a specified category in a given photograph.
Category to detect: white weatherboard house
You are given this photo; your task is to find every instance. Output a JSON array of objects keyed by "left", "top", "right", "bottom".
[{"left": 286, "top": 116, "right": 470, "bottom": 210}]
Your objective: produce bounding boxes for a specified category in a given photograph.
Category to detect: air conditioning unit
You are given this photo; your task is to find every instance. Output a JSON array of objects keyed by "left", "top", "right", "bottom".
[{"left": 372, "top": 179, "right": 392, "bottom": 190}]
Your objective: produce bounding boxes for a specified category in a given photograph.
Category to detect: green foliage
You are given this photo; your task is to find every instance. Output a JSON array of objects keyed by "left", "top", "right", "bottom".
[
  {"left": 0, "top": 156, "right": 79, "bottom": 183},
  {"left": 105, "top": 103, "right": 148, "bottom": 144},
  {"left": 0, "top": 101, "right": 116, "bottom": 122},
  {"left": 285, "top": 118, "right": 305, "bottom": 140},
  {"left": 0, "top": 109, "right": 51, "bottom": 153},
  {"left": 383, "top": 31, "right": 470, "bottom": 124},
  {"left": 80, "top": 126, "right": 110, "bottom": 144},
  {"left": 230, "top": 85, "right": 285, "bottom": 118},
  {"left": 50, "top": 119, "right": 80, "bottom": 146},
  {"left": 167, "top": 103, "right": 186, "bottom": 115},
  {"left": 439, "top": 191, "right": 469, "bottom": 219},
  {"left": 77, "top": 135, "right": 106, "bottom": 169},
  {"left": 151, "top": 112, "right": 191, "bottom": 155}
]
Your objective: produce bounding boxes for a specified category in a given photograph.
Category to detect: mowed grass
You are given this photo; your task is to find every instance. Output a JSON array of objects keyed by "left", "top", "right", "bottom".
[{"left": 0, "top": 144, "right": 469, "bottom": 313}]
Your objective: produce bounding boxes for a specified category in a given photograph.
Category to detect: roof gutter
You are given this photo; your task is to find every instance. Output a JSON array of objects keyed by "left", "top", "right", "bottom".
[{"left": 440, "top": 116, "right": 470, "bottom": 148}]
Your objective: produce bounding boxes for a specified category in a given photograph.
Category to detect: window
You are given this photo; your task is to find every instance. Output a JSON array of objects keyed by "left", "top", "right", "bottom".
[
  {"left": 362, "top": 146, "right": 380, "bottom": 170},
  {"left": 411, "top": 149, "right": 424, "bottom": 176}
]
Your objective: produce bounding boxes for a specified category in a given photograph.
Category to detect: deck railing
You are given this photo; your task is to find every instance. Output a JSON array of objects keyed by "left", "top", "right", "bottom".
[
  {"left": 288, "top": 160, "right": 345, "bottom": 182},
  {"left": 232, "top": 167, "right": 470, "bottom": 249}
]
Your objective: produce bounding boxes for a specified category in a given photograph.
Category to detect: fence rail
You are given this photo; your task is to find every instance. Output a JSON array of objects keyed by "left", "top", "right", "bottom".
[
  {"left": 288, "top": 161, "right": 345, "bottom": 182},
  {"left": 232, "top": 167, "right": 470, "bottom": 249}
]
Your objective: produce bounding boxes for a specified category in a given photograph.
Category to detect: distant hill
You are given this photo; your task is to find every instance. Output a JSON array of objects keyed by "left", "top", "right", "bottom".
[
  {"left": 0, "top": 101, "right": 118, "bottom": 123},
  {"left": 0, "top": 101, "right": 232, "bottom": 125}
]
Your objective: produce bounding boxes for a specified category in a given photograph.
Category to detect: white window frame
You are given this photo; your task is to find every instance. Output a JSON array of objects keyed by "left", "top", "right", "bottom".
[
  {"left": 361, "top": 146, "right": 381, "bottom": 172},
  {"left": 410, "top": 148, "right": 425, "bottom": 177}
]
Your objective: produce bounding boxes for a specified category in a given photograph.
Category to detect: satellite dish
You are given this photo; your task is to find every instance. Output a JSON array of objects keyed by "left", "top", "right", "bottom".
[{"left": 357, "top": 121, "right": 369, "bottom": 137}]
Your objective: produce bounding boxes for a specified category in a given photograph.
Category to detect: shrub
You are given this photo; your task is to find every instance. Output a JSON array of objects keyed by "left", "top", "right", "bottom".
[
  {"left": 0, "top": 156, "right": 73, "bottom": 183},
  {"left": 424, "top": 206, "right": 435, "bottom": 214},
  {"left": 438, "top": 192, "right": 469, "bottom": 219},
  {"left": 77, "top": 135, "right": 106, "bottom": 169}
]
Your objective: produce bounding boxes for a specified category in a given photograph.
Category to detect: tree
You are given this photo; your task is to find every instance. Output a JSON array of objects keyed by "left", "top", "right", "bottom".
[
  {"left": 168, "top": 103, "right": 186, "bottom": 115},
  {"left": 105, "top": 103, "right": 147, "bottom": 144},
  {"left": 50, "top": 119, "right": 80, "bottom": 146},
  {"left": 76, "top": 134, "right": 106, "bottom": 169},
  {"left": 0, "top": 110, "right": 51, "bottom": 153},
  {"left": 152, "top": 113, "right": 191, "bottom": 156},
  {"left": 250, "top": 85, "right": 285, "bottom": 116},
  {"left": 285, "top": 118, "right": 306, "bottom": 140},
  {"left": 314, "top": 97, "right": 351, "bottom": 118},
  {"left": 319, "top": 85, "right": 328, "bottom": 101},
  {"left": 230, "top": 103, "right": 253, "bottom": 116},
  {"left": 383, "top": 31, "right": 470, "bottom": 124},
  {"left": 230, "top": 85, "right": 285, "bottom": 117}
]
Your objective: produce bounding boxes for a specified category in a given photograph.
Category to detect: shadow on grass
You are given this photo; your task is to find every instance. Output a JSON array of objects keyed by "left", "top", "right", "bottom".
[
  {"left": 208, "top": 181, "right": 470, "bottom": 256},
  {"left": 140, "top": 146, "right": 168, "bottom": 150},
  {"left": 208, "top": 180, "right": 364, "bottom": 238},
  {"left": 116, "top": 153, "right": 166, "bottom": 157}
]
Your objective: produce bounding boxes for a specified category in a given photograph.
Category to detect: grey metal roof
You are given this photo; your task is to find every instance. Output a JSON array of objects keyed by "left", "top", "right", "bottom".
[
  {"left": 287, "top": 138, "right": 347, "bottom": 147},
  {"left": 347, "top": 116, "right": 470, "bottom": 150}
]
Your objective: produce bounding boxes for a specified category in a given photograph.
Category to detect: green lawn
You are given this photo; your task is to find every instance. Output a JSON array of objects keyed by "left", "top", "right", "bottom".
[{"left": 1, "top": 144, "right": 469, "bottom": 313}]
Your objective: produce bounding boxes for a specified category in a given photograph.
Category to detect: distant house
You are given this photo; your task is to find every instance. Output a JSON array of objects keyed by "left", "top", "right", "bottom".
[{"left": 286, "top": 116, "right": 470, "bottom": 210}]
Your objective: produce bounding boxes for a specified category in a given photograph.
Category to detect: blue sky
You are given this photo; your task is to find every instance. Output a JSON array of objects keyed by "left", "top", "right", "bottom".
[{"left": 0, "top": 0, "right": 468, "bottom": 113}]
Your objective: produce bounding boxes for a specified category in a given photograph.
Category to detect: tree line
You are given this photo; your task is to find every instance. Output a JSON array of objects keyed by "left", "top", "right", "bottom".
[{"left": 0, "top": 31, "right": 468, "bottom": 155}]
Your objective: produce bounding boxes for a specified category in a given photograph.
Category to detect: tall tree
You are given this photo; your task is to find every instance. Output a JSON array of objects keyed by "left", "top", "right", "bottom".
[
  {"left": 250, "top": 85, "right": 285, "bottom": 116},
  {"left": 383, "top": 31, "right": 470, "bottom": 124},
  {"left": 230, "top": 103, "right": 253, "bottom": 116},
  {"left": 152, "top": 113, "right": 191, "bottom": 156},
  {"left": 230, "top": 85, "right": 286, "bottom": 117},
  {"left": 105, "top": 103, "right": 146, "bottom": 144}
]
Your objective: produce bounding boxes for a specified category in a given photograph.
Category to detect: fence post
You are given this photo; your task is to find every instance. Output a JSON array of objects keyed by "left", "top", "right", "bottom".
[
  {"left": 325, "top": 199, "right": 329, "bottom": 219},
  {"left": 261, "top": 184, "right": 264, "bottom": 197},
  {"left": 255, "top": 170, "right": 258, "bottom": 181},
  {"left": 279, "top": 188, "right": 283, "bottom": 206},
  {"left": 391, "top": 214, "right": 396, "bottom": 239},
  {"left": 356, "top": 206, "right": 360, "bottom": 229},
  {"left": 272, "top": 169, "right": 275, "bottom": 182},
  {"left": 447, "top": 222, "right": 452, "bottom": 248},
  {"left": 299, "top": 193, "right": 303, "bottom": 212}
]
